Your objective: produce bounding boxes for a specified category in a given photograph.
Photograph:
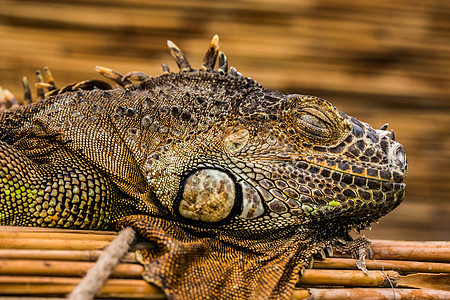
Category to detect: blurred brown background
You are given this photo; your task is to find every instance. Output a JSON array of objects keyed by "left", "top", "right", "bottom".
[{"left": 0, "top": 0, "right": 449, "bottom": 240}]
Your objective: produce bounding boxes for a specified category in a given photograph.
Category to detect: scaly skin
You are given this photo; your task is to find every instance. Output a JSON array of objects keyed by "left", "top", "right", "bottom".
[{"left": 0, "top": 36, "right": 407, "bottom": 299}]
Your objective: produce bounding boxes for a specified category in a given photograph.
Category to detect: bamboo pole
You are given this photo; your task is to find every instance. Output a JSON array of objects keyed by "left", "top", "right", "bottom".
[
  {"left": 398, "top": 273, "right": 450, "bottom": 291},
  {"left": 0, "top": 227, "right": 448, "bottom": 298},
  {"left": 0, "top": 226, "right": 117, "bottom": 235},
  {"left": 370, "top": 240, "right": 450, "bottom": 262},
  {"left": 0, "top": 249, "right": 137, "bottom": 262},
  {"left": 0, "top": 238, "right": 111, "bottom": 250},
  {"left": 297, "top": 288, "right": 450, "bottom": 300},
  {"left": 313, "top": 257, "right": 450, "bottom": 274},
  {"left": 1, "top": 278, "right": 450, "bottom": 300},
  {"left": 0, "top": 276, "right": 165, "bottom": 299},
  {"left": 0, "top": 231, "right": 116, "bottom": 241},
  {"left": 0, "top": 298, "right": 68, "bottom": 300},
  {"left": 0, "top": 259, "right": 144, "bottom": 278},
  {"left": 297, "top": 269, "right": 399, "bottom": 287}
]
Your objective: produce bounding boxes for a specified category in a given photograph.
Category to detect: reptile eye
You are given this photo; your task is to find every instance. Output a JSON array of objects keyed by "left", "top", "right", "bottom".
[
  {"left": 297, "top": 113, "right": 327, "bottom": 130},
  {"left": 294, "top": 108, "right": 331, "bottom": 138}
]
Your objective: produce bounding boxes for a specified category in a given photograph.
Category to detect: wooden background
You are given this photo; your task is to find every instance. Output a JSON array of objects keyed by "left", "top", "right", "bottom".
[{"left": 0, "top": 0, "right": 449, "bottom": 241}]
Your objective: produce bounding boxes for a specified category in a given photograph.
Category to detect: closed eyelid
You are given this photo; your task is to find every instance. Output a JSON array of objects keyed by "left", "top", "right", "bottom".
[{"left": 300, "top": 107, "right": 332, "bottom": 124}]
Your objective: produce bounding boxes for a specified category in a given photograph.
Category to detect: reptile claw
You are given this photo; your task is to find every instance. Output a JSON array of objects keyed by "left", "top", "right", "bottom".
[
  {"left": 326, "top": 246, "right": 334, "bottom": 257},
  {"left": 309, "top": 257, "right": 314, "bottom": 269},
  {"left": 319, "top": 250, "right": 326, "bottom": 259},
  {"left": 356, "top": 247, "right": 374, "bottom": 275},
  {"left": 337, "top": 238, "right": 347, "bottom": 245}
]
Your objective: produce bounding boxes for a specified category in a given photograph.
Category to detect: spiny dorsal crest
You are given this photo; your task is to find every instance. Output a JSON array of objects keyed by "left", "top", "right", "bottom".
[{"left": 12, "top": 35, "right": 259, "bottom": 105}]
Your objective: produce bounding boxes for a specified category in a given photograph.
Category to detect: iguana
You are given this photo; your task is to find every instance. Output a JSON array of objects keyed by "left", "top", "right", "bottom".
[{"left": 0, "top": 35, "right": 407, "bottom": 299}]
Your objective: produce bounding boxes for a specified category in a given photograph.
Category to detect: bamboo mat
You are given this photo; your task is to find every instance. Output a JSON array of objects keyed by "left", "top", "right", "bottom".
[
  {"left": 0, "top": 226, "right": 448, "bottom": 299},
  {"left": 0, "top": 0, "right": 449, "bottom": 240}
]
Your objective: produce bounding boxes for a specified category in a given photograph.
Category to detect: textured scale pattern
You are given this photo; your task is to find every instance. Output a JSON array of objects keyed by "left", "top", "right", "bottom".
[{"left": 0, "top": 36, "right": 407, "bottom": 299}]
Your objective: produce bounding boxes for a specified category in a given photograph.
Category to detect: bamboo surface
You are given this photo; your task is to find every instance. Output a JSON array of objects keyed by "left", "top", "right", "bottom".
[
  {"left": 0, "top": 0, "right": 449, "bottom": 242},
  {"left": 0, "top": 227, "right": 448, "bottom": 299}
]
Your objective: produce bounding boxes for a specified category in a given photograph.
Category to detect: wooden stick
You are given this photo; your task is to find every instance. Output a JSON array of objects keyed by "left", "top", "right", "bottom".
[
  {"left": 0, "top": 249, "right": 137, "bottom": 262},
  {"left": 0, "top": 231, "right": 116, "bottom": 241},
  {"left": 0, "top": 259, "right": 144, "bottom": 278},
  {"left": 0, "top": 226, "right": 117, "bottom": 235},
  {"left": 298, "top": 288, "right": 450, "bottom": 300},
  {"left": 0, "top": 237, "right": 111, "bottom": 250},
  {"left": 398, "top": 273, "right": 450, "bottom": 291},
  {"left": 290, "top": 289, "right": 310, "bottom": 300},
  {"left": 0, "top": 297, "right": 67, "bottom": 300},
  {"left": 297, "top": 269, "right": 399, "bottom": 287},
  {"left": 370, "top": 240, "right": 450, "bottom": 262},
  {"left": 0, "top": 276, "right": 165, "bottom": 299},
  {"left": 9, "top": 276, "right": 449, "bottom": 300},
  {"left": 313, "top": 257, "right": 450, "bottom": 273},
  {"left": 0, "top": 296, "right": 67, "bottom": 300}
]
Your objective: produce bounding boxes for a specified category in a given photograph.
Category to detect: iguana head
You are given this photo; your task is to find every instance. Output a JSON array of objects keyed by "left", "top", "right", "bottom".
[{"left": 133, "top": 36, "right": 407, "bottom": 238}]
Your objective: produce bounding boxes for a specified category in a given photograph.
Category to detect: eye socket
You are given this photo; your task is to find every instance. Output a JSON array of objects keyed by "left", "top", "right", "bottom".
[
  {"left": 286, "top": 95, "right": 351, "bottom": 146},
  {"left": 294, "top": 108, "right": 331, "bottom": 138},
  {"left": 297, "top": 113, "right": 327, "bottom": 130}
]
